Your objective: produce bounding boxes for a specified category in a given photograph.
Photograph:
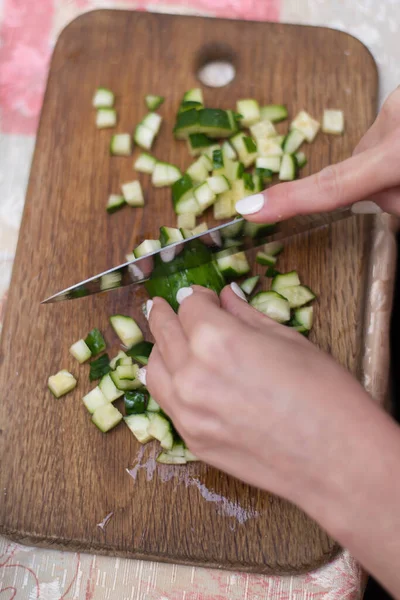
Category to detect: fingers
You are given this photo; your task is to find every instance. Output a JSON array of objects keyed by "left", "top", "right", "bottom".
[
  {"left": 147, "top": 296, "right": 189, "bottom": 374},
  {"left": 235, "top": 138, "right": 400, "bottom": 223},
  {"left": 368, "top": 186, "right": 400, "bottom": 216},
  {"left": 146, "top": 345, "right": 177, "bottom": 420}
]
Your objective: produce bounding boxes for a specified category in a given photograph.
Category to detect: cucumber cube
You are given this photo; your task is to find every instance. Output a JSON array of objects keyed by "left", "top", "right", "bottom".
[
  {"left": 121, "top": 181, "right": 144, "bottom": 207},
  {"left": 92, "top": 403, "right": 123, "bottom": 432}
]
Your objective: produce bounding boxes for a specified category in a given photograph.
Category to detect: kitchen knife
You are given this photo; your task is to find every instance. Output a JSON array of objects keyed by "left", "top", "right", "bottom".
[{"left": 42, "top": 207, "right": 356, "bottom": 304}]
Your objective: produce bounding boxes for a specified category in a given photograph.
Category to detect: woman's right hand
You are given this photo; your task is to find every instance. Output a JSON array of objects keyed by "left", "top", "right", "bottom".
[{"left": 235, "top": 87, "right": 400, "bottom": 220}]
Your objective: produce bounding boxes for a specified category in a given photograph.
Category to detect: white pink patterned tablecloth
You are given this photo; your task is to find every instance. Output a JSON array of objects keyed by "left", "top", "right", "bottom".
[{"left": 1, "top": 1, "right": 399, "bottom": 598}]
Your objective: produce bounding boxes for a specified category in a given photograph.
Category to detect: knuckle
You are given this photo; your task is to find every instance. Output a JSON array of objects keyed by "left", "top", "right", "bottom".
[
  {"left": 174, "top": 362, "right": 206, "bottom": 406},
  {"left": 315, "top": 165, "right": 342, "bottom": 205}
]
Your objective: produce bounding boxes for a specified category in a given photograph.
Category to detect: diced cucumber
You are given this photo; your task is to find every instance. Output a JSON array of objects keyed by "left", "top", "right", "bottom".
[
  {"left": 110, "top": 315, "right": 144, "bottom": 348},
  {"left": 194, "top": 182, "right": 216, "bottom": 211},
  {"left": 243, "top": 221, "right": 275, "bottom": 239},
  {"left": 121, "top": 180, "right": 144, "bottom": 207},
  {"left": 92, "top": 403, "right": 122, "bottom": 432},
  {"left": 134, "top": 153, "right": 157, "bottom": 174},
  {"left": 48, "top": 370, "right": 77, "bottom": 398},
  {"left": 126, "top": 341, "right": 154, "bottom": 365},
  {"left": 160, "top": 431, "right": 174, "bottom": 451},
  {"left": 134, "top": 124, "right": 155, "bottom": 150},
  {"left": 295, "top": 151, "right": 307, "bottom": 169},
  {"left": 290, "top": 111, "right": 320, "bottom": 142},
  {"left": 134, "top": 239, "right": 161, "bottom": 258},
  {"left": 106, "top": 194, "right": 126, "bottom": 214},
  {"left": 152, "top": 162, "right": 182, "bottom": 187},
  {"left": 271, "top": 271, "right": 301, "bottom": 292},
  {"left": 256, "top": 252, "right": 277, "bottom": 266},
  {"left": 157, "top": 452, "right": 187, "bottom": 465},
  {"left": 322, "top": 109, "right": 344, "bottom": 134},
  {"left": 279, "top": 154, "right": 297, "bottom": 181},
  {"left": 256, "top": 156, "right": 281, "bottom": 173},
  {"left": 266, "top": 267, "right": 280, "bottom": 278},
  {"left": 294, "top": 306, "right": 314, "bottom": 330},
  {"left": 279, "top": 285, "right": 316, "bottom": 308},
  {"left": 213, "top": 190, "right": 234, "bottom": 220},
  {"left": 147, "top": 413, "right": 172, "bottom": 446},
  {"left": 215, "top": 158, "right": 244, "bottom": 183},
  {"left": 116, "top": 365, "right": 137, "bottom": 380},
  {"left": 117, "top": 356, "right": 133, "bottom": 367},
  {"left": 250, "top": 120, "right": 276, "bottom": 140},
  {"left": 207, "top": 175, "right": 230, "bottom": 195},
  {"left": 177, "top": 212, "right": 196, "bottom": 229},
  {"left": 82, "top": 386, "right": 109, "bottom": 414},
  {"left": 99, "top": 272, "right": 122, "bottom": 292},
  {"left": 160, "top": 226, "right": 184, "bottom": 246},
  {"left": 282, "top": 130, "right": 305, "bottom": 154},
  {"left": 188, "top": 133, "right": 214, "bottom": 156},
  {"left": 142, "top": 112, "right": 162, "bottom": 135},
  {"left": 179, "top": 100, "right": 203, "bottom": 113},
  {"left": 203, "top": 144, "right": 221, "bottom": 160},
  {"left": 183, "top": 88, "right": 204, "bottom": 104},
  {"left": 99, "top": 373, "right": 124, "bottom": 402},
  {"left": 250, "top": 291, "right": 290, "bottom": 323},
  {"left": 89, "top": 354, "right": 111, "bottom": 381},
  {"left": 257, "top": 138, "right": 283, "bottom": 157},
  {"left": 184, "top": 448, "right": 198, "bottom": 462},
  {"left": 222, "top": 140, "right": 237, "bottom": 160},
  {"left": 236, "top": 99, "right": 260, "bottom": 127},
  {"left": 96, "top": 109, "right": 117, "bottom": 129},
  {"left": 217, "top": 251, "right": 250, "bottom": 278},
  {"left": 172, "top": 174, "right": 200, "bottom": 215},
  {"left": 69, "top": 339, "right": 92, "bottom": 363},
  {"left": 124, "top": 413, "right": 153, "bottom": 443},
  {"left": 252, "top": 174, "right": 265, "bottom": 191},
  {"left": 93, "top": 87, "right": 114, "bottom": 108},
  {"left": 260, "top": 104, "right": 288, "bottom": 123},
  {"left": 198, "top": 108, "right": 236, "bottom": 138},
  {"left": 110, "top": 133, "right": 132, "bottom": 156},
  {"left": 147, "top": 396, "right": 161, "bottom": 412},
  {"left": 187, "top": 157, "right": 209, "bottom": 183},
  {"left": 110, "top": 367, "right": 142, "bottom": 391},
  {"left": 212, "top": 148, "right": 224, "bottom": 170},
  {"left": 110, "top": 351, "right": 130, "bottom": 370},
  {"left": 230, "top": 133, "right": 257, "bottom": 168},
  {"left": 242, "top": 172, "right": 255, "bottom": 192},
  {"left": 264, "top": 241, "right": 284, "bottom": 256},
  {"left": 240, "top": 275, "right": 260, "bottom": 296},
  {"left": 174, "top": 109, "right": 200, "bottom": 140},
  {"left": 191, "top": 222, "right": 208, "bottom": 235},
  {"left": 180, "top": 227, "right": 193, "bottom": 238},
  {"left": 167, "top": 442, "right": 186, "bottom": 457},
  {"left": 85, "top": 328, "right": 106, "bottom": 355},
  {"left": 145, "top": 94, "right": 164, "bottom": 110}
]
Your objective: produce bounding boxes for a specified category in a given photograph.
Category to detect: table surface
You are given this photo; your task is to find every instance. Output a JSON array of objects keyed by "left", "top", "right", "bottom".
[{"left": 0, "top": 1, "right": 399, "bottom": 598}]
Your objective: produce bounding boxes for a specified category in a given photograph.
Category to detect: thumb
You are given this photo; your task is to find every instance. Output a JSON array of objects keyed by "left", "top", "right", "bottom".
[{"left": 235, "top": 137, "right": 399, "bottom": 223}]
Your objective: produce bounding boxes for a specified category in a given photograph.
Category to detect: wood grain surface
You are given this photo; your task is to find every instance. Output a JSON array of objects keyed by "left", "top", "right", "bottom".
[{"left": 0, "top": 10, "right": 379, "bottom": 574}]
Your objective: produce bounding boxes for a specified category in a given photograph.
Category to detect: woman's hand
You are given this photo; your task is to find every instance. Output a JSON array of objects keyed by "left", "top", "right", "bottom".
[{"left": 235, "top": 86, "right": 400, "bottom": 220}]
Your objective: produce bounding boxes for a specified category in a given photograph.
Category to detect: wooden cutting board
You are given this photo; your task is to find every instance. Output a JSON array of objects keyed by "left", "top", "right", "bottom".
[{"left": 0, "top": 11, "right": 379, "bottom": 574}]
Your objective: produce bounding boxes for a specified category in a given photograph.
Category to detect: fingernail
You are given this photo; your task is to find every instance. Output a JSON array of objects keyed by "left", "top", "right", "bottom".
[
  {"left": 176, "top": 287, "right": 193, "bottom": 305},
  {"left": 230, "top": 282, "right": 248, "bottom": 302},
  {"left": 137, "top": 367, "right": 147, "bottom": 386},
  {"left": 351, "top": 200, "right": 382, "bottom": 214},
  {"left": 235, "top": 193, "right": 265, "bottom": 215},
  {"left": 145, "top": 300, "right": 153, "bottom": 320}
]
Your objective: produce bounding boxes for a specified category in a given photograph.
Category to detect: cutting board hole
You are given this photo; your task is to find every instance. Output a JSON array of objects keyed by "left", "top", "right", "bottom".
[{"left": 198, "top": 60, "right": 236, "bottom": 88}]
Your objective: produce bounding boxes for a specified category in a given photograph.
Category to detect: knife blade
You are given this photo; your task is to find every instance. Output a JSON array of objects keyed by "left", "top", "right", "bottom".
[{"left": 42, "top": 207, "right": 356, "bottom": 304}]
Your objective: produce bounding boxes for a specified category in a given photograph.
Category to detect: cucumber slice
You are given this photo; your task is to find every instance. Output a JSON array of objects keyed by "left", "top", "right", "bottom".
[
  {"left": 121, "top": 180, "right": 144, "bottom": 207},
  {"left": 85, "top": 328, "right": 106, "bottom": 355},
  {"left": 213, "top": 190, "right": 234, "bottom": 220},
  {"left": 106, "top": 194, "right": 126, "bottom": 214},
  {"left": 217, "top": 252, "right": 250, "bottom": 278},
  {"left": 256, "top": 252, "right": 277, "bottom": 266},
  {"left": 133, "top": 239, "right": 161, "bottom": 258},
  {"left": 250, "top": 120, "right": 276, "bottom": 140},
  {"left": 264, "top": 241, "right": 284, "bottom": 256},
  {"left": 160, "top": 226, "right": 184, "bottom": 246},
  {"left": 134, "top": 153, "right": 157, "bottom": 174},
  {"left": 124, "top": 413, "right": 153, "bottom": 443},
  {"left": 282, "top": 130, "right": 305, "bottom": 154},
  {"left": 256, "top": 156, "right": 281, "bottom": 173},
  {"left": 198, "top": 109, "right": 235, "bottom": 138},
  {"left": 295, "top": 151, "right": 307, "bottom": 169},
  {"left": 172, "top": 174, "right": 200, "bottom": 215},
  {"left": 271, "top": 271, "right": 301, "bottom": 292},
  {"left": 290, "top": 111, "right": 320, "bottom": 142},
  {"left": 174, "top": 109, "right": 200, "bottom": 140},
  {"left": 145, "top": 94, "right": 164, "bottom": 110},
  {"left": 69, "top": 339, "right": 92, "bottom": 363},
  {"left": 240, "top": 275, "right": 260, "bottom": 296},
  {"left": 230, "top": 133, "right": 257, "bottom": 168},
  {"left": 134, "top": 124, "right": 155, "bottom": 150},
  {"left": 294, "top": 306, "right": 314, "bottom": 330},
  {"left": 207, "top": 175, "right": 230, "bottom": 195},
  {"left": 96, "top": 108, "right": 117, "bottom": 129},
  {"left": 89, "top": 354, "right": 111, "bottom": 381},
  {"left": 279, "top": 154, "right": 297, "bottom": 181},
  {"left": 157, "top": 452, "right": 187, "bottom": 465},
  {"left": 147, "top": 396, "right": 161, "bottom": 412},
  {"left": 236, "top": 99, "right": 260, "bottom": 127},
  {"left": 177, "top": 212, "right": 196, "bottom": 229},
  {"left": 152, "top": 162, "right": 182, "bottom": 187},
  {"left": 250, "top": 291, "right": 290, "bottom": 323},
  {"left": 93, "top": 87, "right": 114, "bottom": 108},
  {"left": 260, "top": 104, "right": 288, "bottom": 123},
  {"left": 116, "top": 365, "right": 137, "bottom": 380},
  {"left": 222, "top": 140, "right": 237, "bottom": 160},
  {"left": 183, "top": 88, "right": 204, "bottom": 104},
  {"left": 126, "top": 341, "right": 154, "bottom": 365},
  {"left": 257, "top": 138, "right": 284, "bottom": 157},
  {"left": 147, "top": 413, "right": 172, "bottom": 445},
  {"left": 82, "top": 386, "right": 109, "bottom": 414},
  {"left": 188, "top": 133, "right": 214, "bottom": 157},
  {"left": 194, "top": 182, "right": 216, "bottom": 211},
  {"left": 110, "top": 367, "right": 142, "bottom": 391},
  {"left": 187, "top": 157, "right": 209, "bottom": 183},
  {"left": 322, "top": 109, "right": 344, "bottom": 134},
  {"left": 110, "top": 133, "right": 132, "bottom": 156},
  {"left": 99, "top": 374, "right": 124, "bottom": 402},
  {"left": 109, "top": 351, "right": 130, "bottom": 370},
  {"left": 92, "top": 404, "right": 122, "bottom": 432},
  {"left": 191, "top": 222, "right": 208, "bottom": 235},
  {"left": 142, "top": 112, "right": 162, "bottom": 135},
  {"left": 279, "top": 285, "right": 316, "bottom": 308},
  {"left": 48, "top": 370, "right": 77, "bottom": 398},
  {"left": 110, "top": 315, "right": 144, "bottom": 348}
]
